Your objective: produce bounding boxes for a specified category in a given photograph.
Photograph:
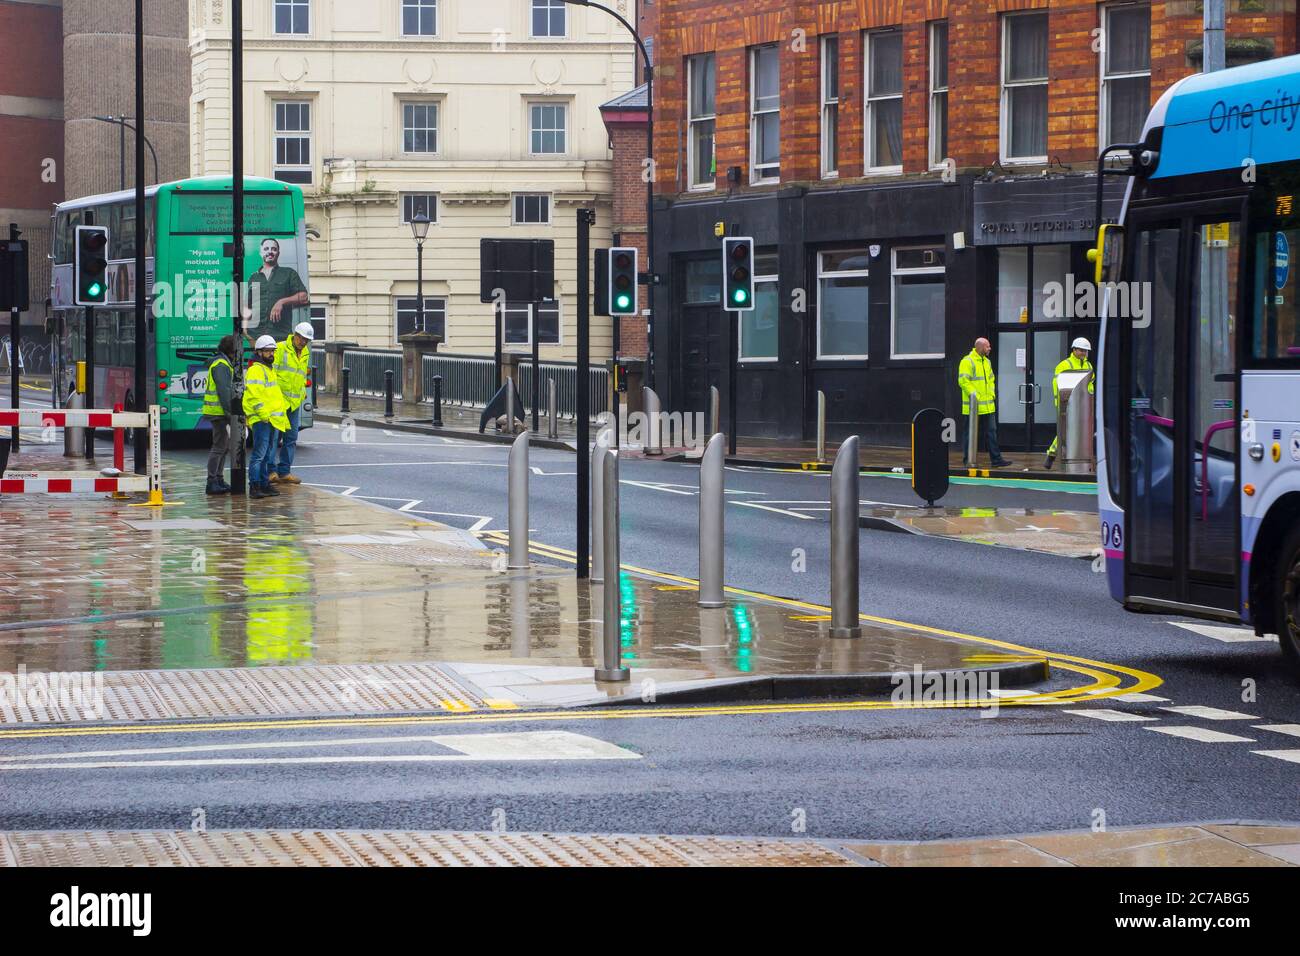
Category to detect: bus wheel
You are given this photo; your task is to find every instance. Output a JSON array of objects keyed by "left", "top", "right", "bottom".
[{"left": 1277, "top": 525, "right": 1300, "bottom": 677}]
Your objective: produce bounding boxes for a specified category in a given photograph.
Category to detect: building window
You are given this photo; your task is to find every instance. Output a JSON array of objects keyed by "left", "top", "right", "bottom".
[
  {"left": 821, "top": 37, "right": 839, "bottom": 178},
  {"left": 740, "top": 251, "right": 780, "bottom": 361},
  {"left": 402, "top": 0, "right": 437, "bottom": 36},
  {"left": 750, "top": 45, "right": 780, "bottom": 183},
  {"left": 512, "top": 193, "right": 551, "bottom": 224},
  {"left": 1102, "top": 3, "right": 1151, "bottom": 146},
  {"left": 503, "top": 300, "right": 560, "bottom": 347},
  {"left": 401, "top": 194, "right": 438, "bottom": 224},
  {"left": 1002, "top": 12, "right": 1049, "bottom": 162},
  {"left": 273, "top": 101, "right": 312, "bottom": 184},
  {"left": 531, "top": 0, "right": 565, "bottom": 38},
  {"left": 529, "top": 103, "right": 566, "bottom": 154},
  {"left": 866, "top": 30, "right": 903, "bottom": 172},
  {"left": 817, "top": 249, "right": 871, "bottom": 359},
  {"left": 684, "top": 258, "right": 721, "bottom": 304},
  {"left": 929, "top": 21, "right": 948, "bottom": 168},
  {"left": 891, "top": 245, "right": 946, "bottom": 359},
  {"left": 402, "top": 102, "right": 439, "bottom": 154},
  {"left": 688, "top": 54, "right": 716, "bottom": 190},
  {"left": 274, "top": 0, "right": 310, "bottom": 35},
  {"left": 309, "top": 303, "right": 329, "bottom": 343},
  {"left": 395, "top": 296, "right": 447, "bottom": 341}
]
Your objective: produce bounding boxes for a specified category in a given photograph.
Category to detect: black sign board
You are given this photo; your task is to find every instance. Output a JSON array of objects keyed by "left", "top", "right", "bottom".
[
  {"left": 479, "top": 238, "right": 555, "bottom": 303},
  {"left": 911, "top": 407, "right": 950, "bottom": 506},
  {"left": 973, "top": 175, "right": 1125, "bottom": 247},
  {"left": 0, "top": 240, "right": 30, "bottom": 312}
]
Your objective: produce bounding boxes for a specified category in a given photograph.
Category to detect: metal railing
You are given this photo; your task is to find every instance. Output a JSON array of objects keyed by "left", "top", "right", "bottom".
[
  {"left": 421, "top": 352, "right": 498, "bottom": 408},
  {"left": 340, "top": 348, "right": 402, "bottom": 399},
  {"left": 517, "top": 359, "right": 609, "bottom": 421}
]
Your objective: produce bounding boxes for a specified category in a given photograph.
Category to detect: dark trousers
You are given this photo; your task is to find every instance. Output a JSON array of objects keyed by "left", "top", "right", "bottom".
[
  {"left": 206, "top": 416, "right": 230, "bottom": 482},
  {"left": 962, "top": 411, "right": 1004, "bottom": 465}
]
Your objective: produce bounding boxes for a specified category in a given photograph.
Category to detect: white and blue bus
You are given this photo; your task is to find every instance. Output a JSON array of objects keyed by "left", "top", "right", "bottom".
[{"left": 1096, "top": 53, "right": 1300, "bottom": 672}]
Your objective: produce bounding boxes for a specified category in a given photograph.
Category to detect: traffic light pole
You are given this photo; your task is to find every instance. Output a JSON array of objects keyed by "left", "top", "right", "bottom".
[
  {"left": 228, "top": 0, "right": 247, "bottom": 495},
  {"left": 132, "top": 0, "right": 147, "bottom": 476},
  {"left": 83, "top": 211, "right": 95, "bottom": 462},
  {"left": 576, "top": 208, "right": 593, "bottom": 579},
  {"left": 8, "top": 223, "right": 20, "bottom": 453}
]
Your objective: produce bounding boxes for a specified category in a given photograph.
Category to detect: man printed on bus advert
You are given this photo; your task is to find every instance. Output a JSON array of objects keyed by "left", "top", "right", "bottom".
[{"left": 242, "top": 238, "right": 307, "bottom": 342}]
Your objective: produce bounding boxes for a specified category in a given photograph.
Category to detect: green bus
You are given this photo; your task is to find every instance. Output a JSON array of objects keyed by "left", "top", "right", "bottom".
[{"left": 49, "top": 176, "right": 314, "bottom": 433}]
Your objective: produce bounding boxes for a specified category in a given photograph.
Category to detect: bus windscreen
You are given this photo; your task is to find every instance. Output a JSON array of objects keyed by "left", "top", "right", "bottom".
[{"left": 170, "top": 191, "right": 296, "bottom": 235}]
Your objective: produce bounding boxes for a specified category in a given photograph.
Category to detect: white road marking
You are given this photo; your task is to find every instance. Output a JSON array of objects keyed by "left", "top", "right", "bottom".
[
  {"left": 619, "top": 479, "right": 695, "bottom": 496},
  {"left": 1143, "top": 726, "right": 1255, "bottom": 743},
  {"left": 1169, "top": 622, "right": 1277, "bottom": 643},
  {"left": 1253, "top": 724, "right": 1300, "bottom": 738},
  {"left": 1159, "top": 705, "right": 1257, "bottom": 721},
  {"left": 0, "top": 731, "right": 639, "bottom": 771},
  {"left": 1251, "top": 750, "right": 1300, "bottom": 765},
  {"left": 1062, "top": 708, "right": 1157, "bottom": 722},
  {"left": 730, "top": 500, "right": 818, "bottom": 520},
  {"left": 1111, "top": 692, "right": 1170, "bottom": 703},
  {"left": 986, "top": 689, "right": 1039, "bottom": 699}
]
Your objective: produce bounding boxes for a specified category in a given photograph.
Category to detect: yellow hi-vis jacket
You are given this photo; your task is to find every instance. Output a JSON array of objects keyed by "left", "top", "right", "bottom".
[
  {"left": 242, "top": 359, "right": 290, "bottom": 431},
  {"left": 1052, "top": 353, "right": 1095, "bottom": 407},
  {"left": 201, "top": 355, "right": 233, "bottom": 418},
  {"left": 958, "top": 348, "right": 996, "bottom": 415},
  {"left": 273, "top": 339, "right": 311, "bottom": 411}
]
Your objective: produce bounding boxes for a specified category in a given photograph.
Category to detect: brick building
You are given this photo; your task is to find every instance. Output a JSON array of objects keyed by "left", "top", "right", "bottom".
[{"left": 646, "top": 0, "right": 1298, "bottom": 450}]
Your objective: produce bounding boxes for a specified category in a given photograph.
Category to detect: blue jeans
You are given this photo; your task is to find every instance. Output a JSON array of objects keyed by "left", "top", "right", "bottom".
[
  {"left": 249, "top": 421, "right": 276, "bottom": 487},
  {"left": 276, "top": 406, "right": 301, "bottom": 477},
  {"left": 962, "top": 412, "right": 1005, "bottom": 464}
]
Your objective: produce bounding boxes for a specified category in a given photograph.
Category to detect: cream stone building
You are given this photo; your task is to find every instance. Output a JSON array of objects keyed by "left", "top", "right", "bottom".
[{"left": 189, "top": 0, "right": 635, "bottom": 359}]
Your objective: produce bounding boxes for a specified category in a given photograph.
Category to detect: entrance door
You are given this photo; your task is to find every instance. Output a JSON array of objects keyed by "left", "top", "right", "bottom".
[{"left": 1124, "top": 205, "right": 1242, "bottom": 612}]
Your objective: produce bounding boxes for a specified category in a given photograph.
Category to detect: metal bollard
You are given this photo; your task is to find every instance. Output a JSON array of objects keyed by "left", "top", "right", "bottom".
[
  {"left": 341, "top": 367, "right": 351, "bottom": 414},
  {"left": 383, "top": 369, "right": 395, "bottom": 419},
  {"left": 63, "top": 389, "right": 84, "bottom": 457},
  {"left": 596, "top": 447, "right": 630, "bottom": 681},
  {"left": 311, "top": 364, "right": 319, "bottom": 410},
  {"left": 698, "top": 432, "right": 726, "bottom": 608},
  {"left": 643, "top": 385, "right": 663, "bottom": 455},
  {"left": 547, "top": 378, "right": 558, "bottom": 440},
  {"left": 816, "top": 390, "right": 827, "bottom": 463},
  {"left": 432, "top": 374, "right": 444, "bottom": 427},
  {"left": 709, "top": 385, "right": 720, "bottom": 439},
  {"left": 505, "top": 376, "right": 516, "bottom": 433},
  {"left": 590, "top": 424, "right": 613, "bottom": 583},
  {"left": 507, "top": 430, "right": 529, "bottom": 569},
  {"left": 829, "top": 435, "right": 862, "bottom": 639},
  {"left": 966, "top": 401, "right": 979, "bottom": 467}
]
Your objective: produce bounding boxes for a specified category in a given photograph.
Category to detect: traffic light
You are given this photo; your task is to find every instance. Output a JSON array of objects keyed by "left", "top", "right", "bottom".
[
  {"left": 722, "top": 237, "right": 754, "bottom": 311},
  {"left": 75, "top": 225, "right": 110, "bottom": 306},
  {"left": 608, "top": 247, "right": 638, "bottom": 316}
]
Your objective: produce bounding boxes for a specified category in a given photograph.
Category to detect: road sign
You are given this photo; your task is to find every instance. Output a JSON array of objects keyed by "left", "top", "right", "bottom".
[{"left": 479, "top": 238, "right": 555, "bottom": 303}]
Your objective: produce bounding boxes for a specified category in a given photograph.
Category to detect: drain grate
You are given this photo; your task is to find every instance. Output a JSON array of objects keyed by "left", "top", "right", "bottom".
[{"left": 0, "top": 830, "right": 859, "bottom": 867}]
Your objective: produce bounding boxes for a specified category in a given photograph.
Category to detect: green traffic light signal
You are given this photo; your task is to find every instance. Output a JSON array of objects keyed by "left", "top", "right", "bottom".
[
  {"left": 732, "top": 288, "right": 748, "bottom": 304},
  {"left": 87, "top": 282, "right": 103, "bottom": 297}
]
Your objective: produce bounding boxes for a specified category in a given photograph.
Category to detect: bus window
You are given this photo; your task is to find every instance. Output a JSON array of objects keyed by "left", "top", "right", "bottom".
[{"left": 1252, "top": 223, "right": 1300, "bottom": 361}]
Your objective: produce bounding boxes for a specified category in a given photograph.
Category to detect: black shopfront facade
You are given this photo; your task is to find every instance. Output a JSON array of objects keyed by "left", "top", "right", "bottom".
[{"left": 650, "top": 173, "right": 1122, "bottom": 450}]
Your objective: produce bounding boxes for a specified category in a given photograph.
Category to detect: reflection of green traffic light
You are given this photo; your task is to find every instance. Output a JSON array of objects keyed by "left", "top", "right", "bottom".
[
  {"left": 732, "top": 288, "right": 748, "bottom": 304},
  {"left": 619, "top": 572, "right": 637, "bottom": 651},
  {"left": 732, "top": 605, "right": 754, "bottom": 673}
]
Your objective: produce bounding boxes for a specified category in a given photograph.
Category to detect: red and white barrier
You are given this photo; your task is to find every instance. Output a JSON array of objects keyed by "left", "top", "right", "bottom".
[{"left": 1, "top": 405, "right": 166, "bottom": 503}]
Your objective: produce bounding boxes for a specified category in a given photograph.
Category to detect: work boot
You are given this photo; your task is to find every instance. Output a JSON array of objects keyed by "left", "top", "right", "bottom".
[
  {"left": 991, "top": 459, "right": 1015, "bottom": 468},
  {"left": 268, "top": 473, "right": 281, "bottom": 484},
  {"left": 278, "top": 473, "right": 301, "bottom": 485},
  {"left": 262, "top": 482, "right": 280, "bottom": 497},
  {"left": 215, "top": 479, "right": 232, "bottom": 493},
  {"left": 249, "top": 484, "right": 267, "bottom": 500},
  {"left": 1043, "top": 452, "right": 1056, "bottom": 470},
  {"left": 205, "top": 480, "right": 225, "bottom": 495}
]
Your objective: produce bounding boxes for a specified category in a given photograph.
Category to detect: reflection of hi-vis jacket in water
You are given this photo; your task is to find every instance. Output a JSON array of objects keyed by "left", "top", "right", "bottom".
[{"left": 244, "top": 536, "right": 313, "bottom": 663}]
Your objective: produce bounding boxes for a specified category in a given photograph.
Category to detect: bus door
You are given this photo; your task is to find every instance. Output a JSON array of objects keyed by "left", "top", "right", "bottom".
[{"left": 1124, "top": 204, "right": 1243, "bottom": 614}]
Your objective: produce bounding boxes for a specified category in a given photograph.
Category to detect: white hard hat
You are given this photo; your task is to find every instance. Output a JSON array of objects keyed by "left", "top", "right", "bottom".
[
  {"left": 254, "top": 334, "right": 277, "bottom": 350},
  {"left": 294, "top": 322, "right": 315, "bottom": 341},
  {"left": 1072, "top": 337, "right": 1092, "bottom": 351}
]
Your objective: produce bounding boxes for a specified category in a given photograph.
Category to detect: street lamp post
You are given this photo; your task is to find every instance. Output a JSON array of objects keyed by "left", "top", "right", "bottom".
[
  {"left": 91, "top": 116, "right": 160, "bottom": 189},
  {"left": 410, "top": 213, "right": 431, "bottom": 335}
]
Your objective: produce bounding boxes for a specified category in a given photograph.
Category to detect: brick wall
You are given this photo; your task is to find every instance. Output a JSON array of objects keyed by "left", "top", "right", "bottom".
[
  {"left": 604, "top": 115, "right": 651, "bottom": 358},
  {"left": 654, "top": 0, "right": 1299, "bottom": 197}
]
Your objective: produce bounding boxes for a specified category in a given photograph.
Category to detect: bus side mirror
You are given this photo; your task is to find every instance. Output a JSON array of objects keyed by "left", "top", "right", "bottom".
[{"left": 1087, "top": 224, "right": 1125, "bottom": 285}]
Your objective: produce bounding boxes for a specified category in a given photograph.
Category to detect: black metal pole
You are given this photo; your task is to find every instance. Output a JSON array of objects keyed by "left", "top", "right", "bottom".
[
  {"left": 132, "top": 3, "right": 147, "bottom": 475},
  {"left": 726, "top": 309, "right": 737, "bottom": 455},
  {"left": 531, "top": 309, "right": 540, "bottom": 432},
  {"left": 384, "top": 369, "right": 394, "bottom": 419},
  {"left": 83, "top": 210, "right": 95, "bottom": 460},
  {"left": 341, "top": 367, "right": 350, "bottom": 414},
  {"left": 229, "top": 0, "right": 247, "bottom": 494},
  {"left": 432, "top": 374, "right": 443, "bottom": 426},
  {"left": 416, "top": 240, "right": 424, "bottom": 333},
  {"left": 9, "top": 223, "right": 20, "bottom": 452},
  {"left": 119, "top": 116, "right": 125, "bottom": 192},
  {"left": 576, "top": 208, "right": 593, "bottom": 579}
]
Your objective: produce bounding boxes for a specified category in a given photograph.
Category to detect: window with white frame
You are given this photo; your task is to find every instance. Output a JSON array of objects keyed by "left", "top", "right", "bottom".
[
  {"left": 821, "top": 37, "right": 839, "bottom": 178},
  {"left": 739, "top": 251, "right": 780, "bottom": 361},
  {"left": 688, "top": 54, "right": 716, "bottom": 189},
  {"left": 401, "top": 194, "right": 438, "bottom": 224},
  {"left": 394, "top": 296, "right": 447, "bottom": 341},
  {"left": 529, "top": 103, "right": 566, "bottom": 154},
  {"left": 1002, "top": 12, "right": 1049, "bottom": 162},
  {"left": 309, "top": 303, "right": 329, "bottom": 343},
  {"left": 531, "top": 0, "right": 565, "bottom": 38},
  {"left": 512, "top": 193, "right": 551, "bottom": 224},
  {"left": 273, "top": 101, "right": 312, "bottom": 184},
  {"left": 891, "top": 245, "right": 946, "bottom": 359},
  {"left": 402, "top": 0, "right": 437, "bottom": 36},
  {"left": 274, "top": 0, "right": 310, "bottom": 35},
  {"left": 817, "top": 249, "right": 872, "bottom": 359},
  {"left": 866, "top": 30, "right": 903, "bottom": 172},
  {"left": 929, "top": 21, "right": 949, "bottom": 168},
  {"left": 750, "top": 45, "right": 780, "bottom": 182},
  {"left": 402, "top": 102, "right": 439, "bottom": 154},
  {"left": 1102, "top": 3, "right": 1151, "bottom": 146},
  {"left": 502, "top": 300, "right": 560, "bottom": 347}
]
